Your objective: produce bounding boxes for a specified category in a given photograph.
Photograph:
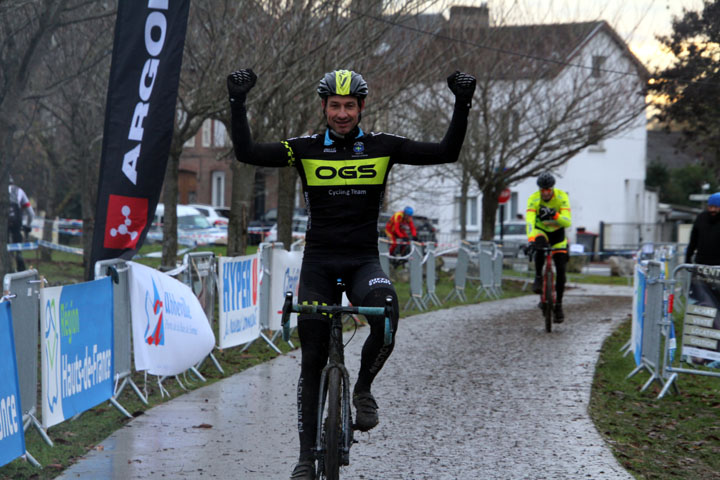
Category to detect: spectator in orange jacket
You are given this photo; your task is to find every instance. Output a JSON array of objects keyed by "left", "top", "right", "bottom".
[{"left": 385, "top": 206, "right": 417, "bottom": 255}]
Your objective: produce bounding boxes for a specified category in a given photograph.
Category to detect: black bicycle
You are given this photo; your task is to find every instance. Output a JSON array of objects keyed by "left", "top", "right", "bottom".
[{"left": 281, "top": 285, "right": 393, "bottom": 480}]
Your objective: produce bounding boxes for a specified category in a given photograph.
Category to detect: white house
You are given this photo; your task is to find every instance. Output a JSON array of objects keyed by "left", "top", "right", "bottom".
[{"left": 384, "top": 7, "right": 657, "bottom": 252}]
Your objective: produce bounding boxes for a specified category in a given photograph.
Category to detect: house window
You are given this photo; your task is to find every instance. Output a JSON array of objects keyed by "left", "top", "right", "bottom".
[
  {"left": 588, "top": 121, "right": 604, "bottom": 151},
  {"left": 455, "top": 196, "right": 478, "bottom": 229},
  {"left": 202, "top": 119, "right": 212, "bottom": 147},
  {"left": 213, "top": 120, "right": 228, "bottom": 147},
  {"left": 212, "top": 171, "right": 225, "bottom": 207},
  {"left": 501, "top": 110, "right": 520, "bottom": 142},
  {"left": 592, "top": 55, "right": 606, "bottom": 78},
  {"left": 184, "top": 133, "right": 196, "bottom": 148}
]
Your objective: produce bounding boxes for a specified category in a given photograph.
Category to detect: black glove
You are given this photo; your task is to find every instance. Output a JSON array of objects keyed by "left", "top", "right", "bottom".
[
  {"left": 538, "top": 206, "right": 556, "bottom": 221},
  {"left": 227, "top": 69, "right": 257, "bottom": 104},
  {"left": 447, "top": 70, "right": 476, "bottom": 107}
]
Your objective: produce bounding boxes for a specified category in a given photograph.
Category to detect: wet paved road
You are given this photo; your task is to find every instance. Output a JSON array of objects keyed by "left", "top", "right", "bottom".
[{"left": 58, "top": 284, "right": 634, "bottom": 479}]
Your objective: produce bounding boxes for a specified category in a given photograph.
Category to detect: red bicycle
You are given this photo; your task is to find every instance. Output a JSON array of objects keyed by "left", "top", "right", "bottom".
[{"left": 532, "top": 245, "right": 567, "bottom": 333}]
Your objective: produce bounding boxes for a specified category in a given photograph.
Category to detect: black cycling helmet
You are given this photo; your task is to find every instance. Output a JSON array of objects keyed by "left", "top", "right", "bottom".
[
  {"left": 317, "top": 70, "right": 368, "bottom": 100},
  {"left": 536, "top": 172, "right": 555, "bottom": 189}
]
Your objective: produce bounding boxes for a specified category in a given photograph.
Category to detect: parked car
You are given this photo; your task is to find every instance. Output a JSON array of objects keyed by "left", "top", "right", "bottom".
[
  {"left": 377, "top": 211, "right": 438, "bottom": 244},
  {"left": 493, "top": 220, "right": 528, "bottom": 258},
  {"left": 248, "top": 219, "right": 274, "bottom": 245},
  {"left": 186, "top": 203, "right": 229, "bottom": 227},
  {"left": 266, "top": 215, "right": 308, "bottom": 243},
  {"left": 147, "top": 204, "right": 227, "bottom": 246}
]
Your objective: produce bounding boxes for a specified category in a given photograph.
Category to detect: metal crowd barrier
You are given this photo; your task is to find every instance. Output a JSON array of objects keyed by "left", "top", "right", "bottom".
[
  {"left": 182, "top": 252, "right": 223, "bottom": 375},
  {"left": 3, "top": 270, "right": 46, "bottom": 466},
  {"left": 627, "top": 261, "right": 666, "bottom": 392},
  {"left": 403, "top": 242, "right": 427, "bottom": 312},
  {"left": 658, "top": 263, "right": 720, "bottom": 399},
  {"left": 445, "top": 243, "right": 471, "bottom": 303},
  {"left": 94, "top": 258, "right": 148, "bottom": 413},
  {"left": 423, "top": 243, "right": 441, "bottom": 307}
]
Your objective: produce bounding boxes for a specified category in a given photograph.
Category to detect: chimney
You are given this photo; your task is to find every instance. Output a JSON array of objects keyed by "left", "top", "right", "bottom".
[{"left": 449, "top": 4, "right": 490, "bottom": 29}]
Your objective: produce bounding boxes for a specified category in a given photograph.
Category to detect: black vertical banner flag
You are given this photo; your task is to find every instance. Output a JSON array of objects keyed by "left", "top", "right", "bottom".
[{"left": 90, "top": 0, "right": 190, "bottom": 269}]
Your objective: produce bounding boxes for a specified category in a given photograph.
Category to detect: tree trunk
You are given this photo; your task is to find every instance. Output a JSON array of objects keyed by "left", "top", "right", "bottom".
[
  {"left": 277, "top": 168, "right": 297, "bottom": 250},
  {"left": 227, "top": 160, "right": 255, "bottom": 257},
  {"left": 480, "top": 186, "right": 501, "bottom": 241},
  {"left": 161, "top": 153, "right": 180, "bottom": 270},
  {"left": 82, "top": 145, "right": 100, "bottom": 280}
]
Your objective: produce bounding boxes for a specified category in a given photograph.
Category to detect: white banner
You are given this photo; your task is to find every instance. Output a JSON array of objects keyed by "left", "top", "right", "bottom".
[
  {"left": 128, "top": 262, "right": 215, "bottom": 376},
  {"left": 268, "top": 249, "right": 302, "bottom": 331},
  {"left": 218, "top": 254, "right": 261, "bottom": 348}
]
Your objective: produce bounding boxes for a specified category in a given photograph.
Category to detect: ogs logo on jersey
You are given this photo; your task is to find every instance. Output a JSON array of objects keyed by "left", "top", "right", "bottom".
[{"left": 303, "top": 157, "right": 390, "bottom": 186}]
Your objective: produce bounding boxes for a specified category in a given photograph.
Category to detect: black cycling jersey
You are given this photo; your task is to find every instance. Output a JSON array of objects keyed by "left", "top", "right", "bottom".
[{"left": 230, "top": 101, "right": 469, "bottom": 256}]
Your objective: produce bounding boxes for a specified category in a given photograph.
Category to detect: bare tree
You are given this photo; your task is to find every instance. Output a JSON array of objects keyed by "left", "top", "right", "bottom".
[
  {"left": 387, "top": 9, "right": 648, "bottom": 240},
  {"left": 0, "top": 0, "right": 114, "bottom": 277}
]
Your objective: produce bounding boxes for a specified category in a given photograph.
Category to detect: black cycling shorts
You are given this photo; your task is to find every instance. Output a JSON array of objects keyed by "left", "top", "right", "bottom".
[{"left": 297, "top": 254, "right": 396, "bottom": 320}]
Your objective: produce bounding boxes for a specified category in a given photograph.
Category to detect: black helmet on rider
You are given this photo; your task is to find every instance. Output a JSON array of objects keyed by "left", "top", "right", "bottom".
[
  {"left": 317, "top": 70, "right": 368, "bottom": 101},
  {"left": 536, "top": 172, "right": 555, "bottom": 189}
]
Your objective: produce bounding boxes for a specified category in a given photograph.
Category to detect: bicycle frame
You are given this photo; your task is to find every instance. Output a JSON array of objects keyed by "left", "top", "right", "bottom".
[{"left": 280, "top": 291, "right": 393, "bottom": 478}]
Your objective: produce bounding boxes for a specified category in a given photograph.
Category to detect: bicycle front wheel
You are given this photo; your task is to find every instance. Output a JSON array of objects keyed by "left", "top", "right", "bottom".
[
  {"left": 544, "top": 273, "right": 553, "bottom": 333},
  {"left": 322, "top": 368, "right": 342, "bottom": 480}
]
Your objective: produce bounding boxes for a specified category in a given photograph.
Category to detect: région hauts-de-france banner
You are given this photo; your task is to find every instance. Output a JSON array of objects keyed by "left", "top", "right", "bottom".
[
  {"left": 0, "top": 302, "right": 25, "bottom": 467},
  {"left": 128, "top": 262, "right": 214, "bottom": 376},
  {"left": 218, "top": 255, "right": 261, "bottom": 348},
  {"left": 40, "top": 278, "right": 114, "bottom": 429},
  {"left": 90, "top": 1, "right": 190, "bottom": 268}
]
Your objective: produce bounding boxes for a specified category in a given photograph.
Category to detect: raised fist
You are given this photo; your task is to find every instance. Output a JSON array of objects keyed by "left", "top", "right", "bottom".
[
  {"left": 227, "top": 69, "right": 257, "bottom": 103},
  {"left": 447, "top": 70, "right": 476, "bottom": 105}
]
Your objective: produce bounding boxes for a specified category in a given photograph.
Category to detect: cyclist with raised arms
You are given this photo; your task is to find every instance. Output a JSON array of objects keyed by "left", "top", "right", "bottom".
[
  {"left": 526, "top": 172, "right": 572, "bottom": 322},
  {"left": 227, "top": 68, "right": 475, "bottom": 479}
]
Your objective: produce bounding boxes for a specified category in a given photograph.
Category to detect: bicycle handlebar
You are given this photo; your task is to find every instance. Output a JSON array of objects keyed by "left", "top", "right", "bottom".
[{"left": 280, "top": 292, "right": 394, "bottom": 346}]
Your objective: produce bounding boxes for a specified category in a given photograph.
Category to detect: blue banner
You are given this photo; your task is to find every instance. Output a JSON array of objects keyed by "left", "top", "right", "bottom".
[
  {"left": 633, "top": 266, "right": 647, "bottom": 367},
  {"left": 0, "top": 302, "right": 25, "bottom": 467},
  {"left": 41, "top": 278, "right": 114, "bottom": 428}
]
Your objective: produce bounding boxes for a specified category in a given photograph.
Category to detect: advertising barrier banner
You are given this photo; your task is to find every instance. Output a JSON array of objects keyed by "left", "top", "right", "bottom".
[
  {"left": 218, "top": 255, "right": 261, "bottom": 348},
  {"left": 681, "top": 267, "right": 720, "bottom": 366},
  {"left": 632, "top": 264, "right": 646, "bottom": 367},
  {"left": 128, "top": 262, "right": 214, "bottom": 376},
  {"left": 40, "top": 278, "right": 114, "bottom": 429},
  {"left": 268, "top": 249, "right": 302, "bottom": 331},
  {"left": 0, "top": 302, "right": 25, "bottom": 467}
]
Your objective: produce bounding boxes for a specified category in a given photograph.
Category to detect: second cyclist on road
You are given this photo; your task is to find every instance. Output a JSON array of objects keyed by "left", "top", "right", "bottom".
[{"left": 526, "top": 172, "right": 572, "bottom": 322}]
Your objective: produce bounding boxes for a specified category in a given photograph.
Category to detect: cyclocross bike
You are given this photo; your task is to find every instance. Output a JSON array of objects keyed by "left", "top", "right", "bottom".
[
  {"left": 533, "top": 245, "right": 567, "bottom": 333},
  {"left": 281, "top": 283, "right": 393, "bottom": 480}
]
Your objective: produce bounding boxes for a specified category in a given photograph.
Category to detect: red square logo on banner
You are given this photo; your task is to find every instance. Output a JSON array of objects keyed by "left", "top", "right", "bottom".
[{"left": 103, "top": 195, "right": 148, "bottom": 249}]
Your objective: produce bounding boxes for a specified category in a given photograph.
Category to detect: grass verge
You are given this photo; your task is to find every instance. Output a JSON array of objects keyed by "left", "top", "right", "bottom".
[{"left": 589, "top": 316, "right": 720, "bottom": 479}]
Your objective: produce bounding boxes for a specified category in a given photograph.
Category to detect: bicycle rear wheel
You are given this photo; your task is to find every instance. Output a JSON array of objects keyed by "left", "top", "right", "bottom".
[
  {"left": 322, "top": 368, "right": 342, "bottom": 480},
  {"left": 544, "top": 272, "right": 553, "bottom": 333}
]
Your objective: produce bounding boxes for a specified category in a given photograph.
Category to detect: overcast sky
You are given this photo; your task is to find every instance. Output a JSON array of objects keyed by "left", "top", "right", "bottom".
[{"left": 447, "top": 0, "right": 706, "bottom": 70}]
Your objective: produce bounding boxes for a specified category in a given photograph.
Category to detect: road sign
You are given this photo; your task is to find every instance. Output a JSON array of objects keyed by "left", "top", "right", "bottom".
[{"left": 498, "top": 188, "right": 511, "bottom": 204}]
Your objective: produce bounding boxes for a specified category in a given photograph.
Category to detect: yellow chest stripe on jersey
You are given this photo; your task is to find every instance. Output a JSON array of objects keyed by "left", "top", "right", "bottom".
[{"left": 302, "top": 157, "right": 390, "bottom": 186}]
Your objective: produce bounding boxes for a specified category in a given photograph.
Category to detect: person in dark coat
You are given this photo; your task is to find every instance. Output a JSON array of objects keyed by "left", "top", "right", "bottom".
[{"left": 685, "top": 192, "right": 720, "bottom": 266}]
